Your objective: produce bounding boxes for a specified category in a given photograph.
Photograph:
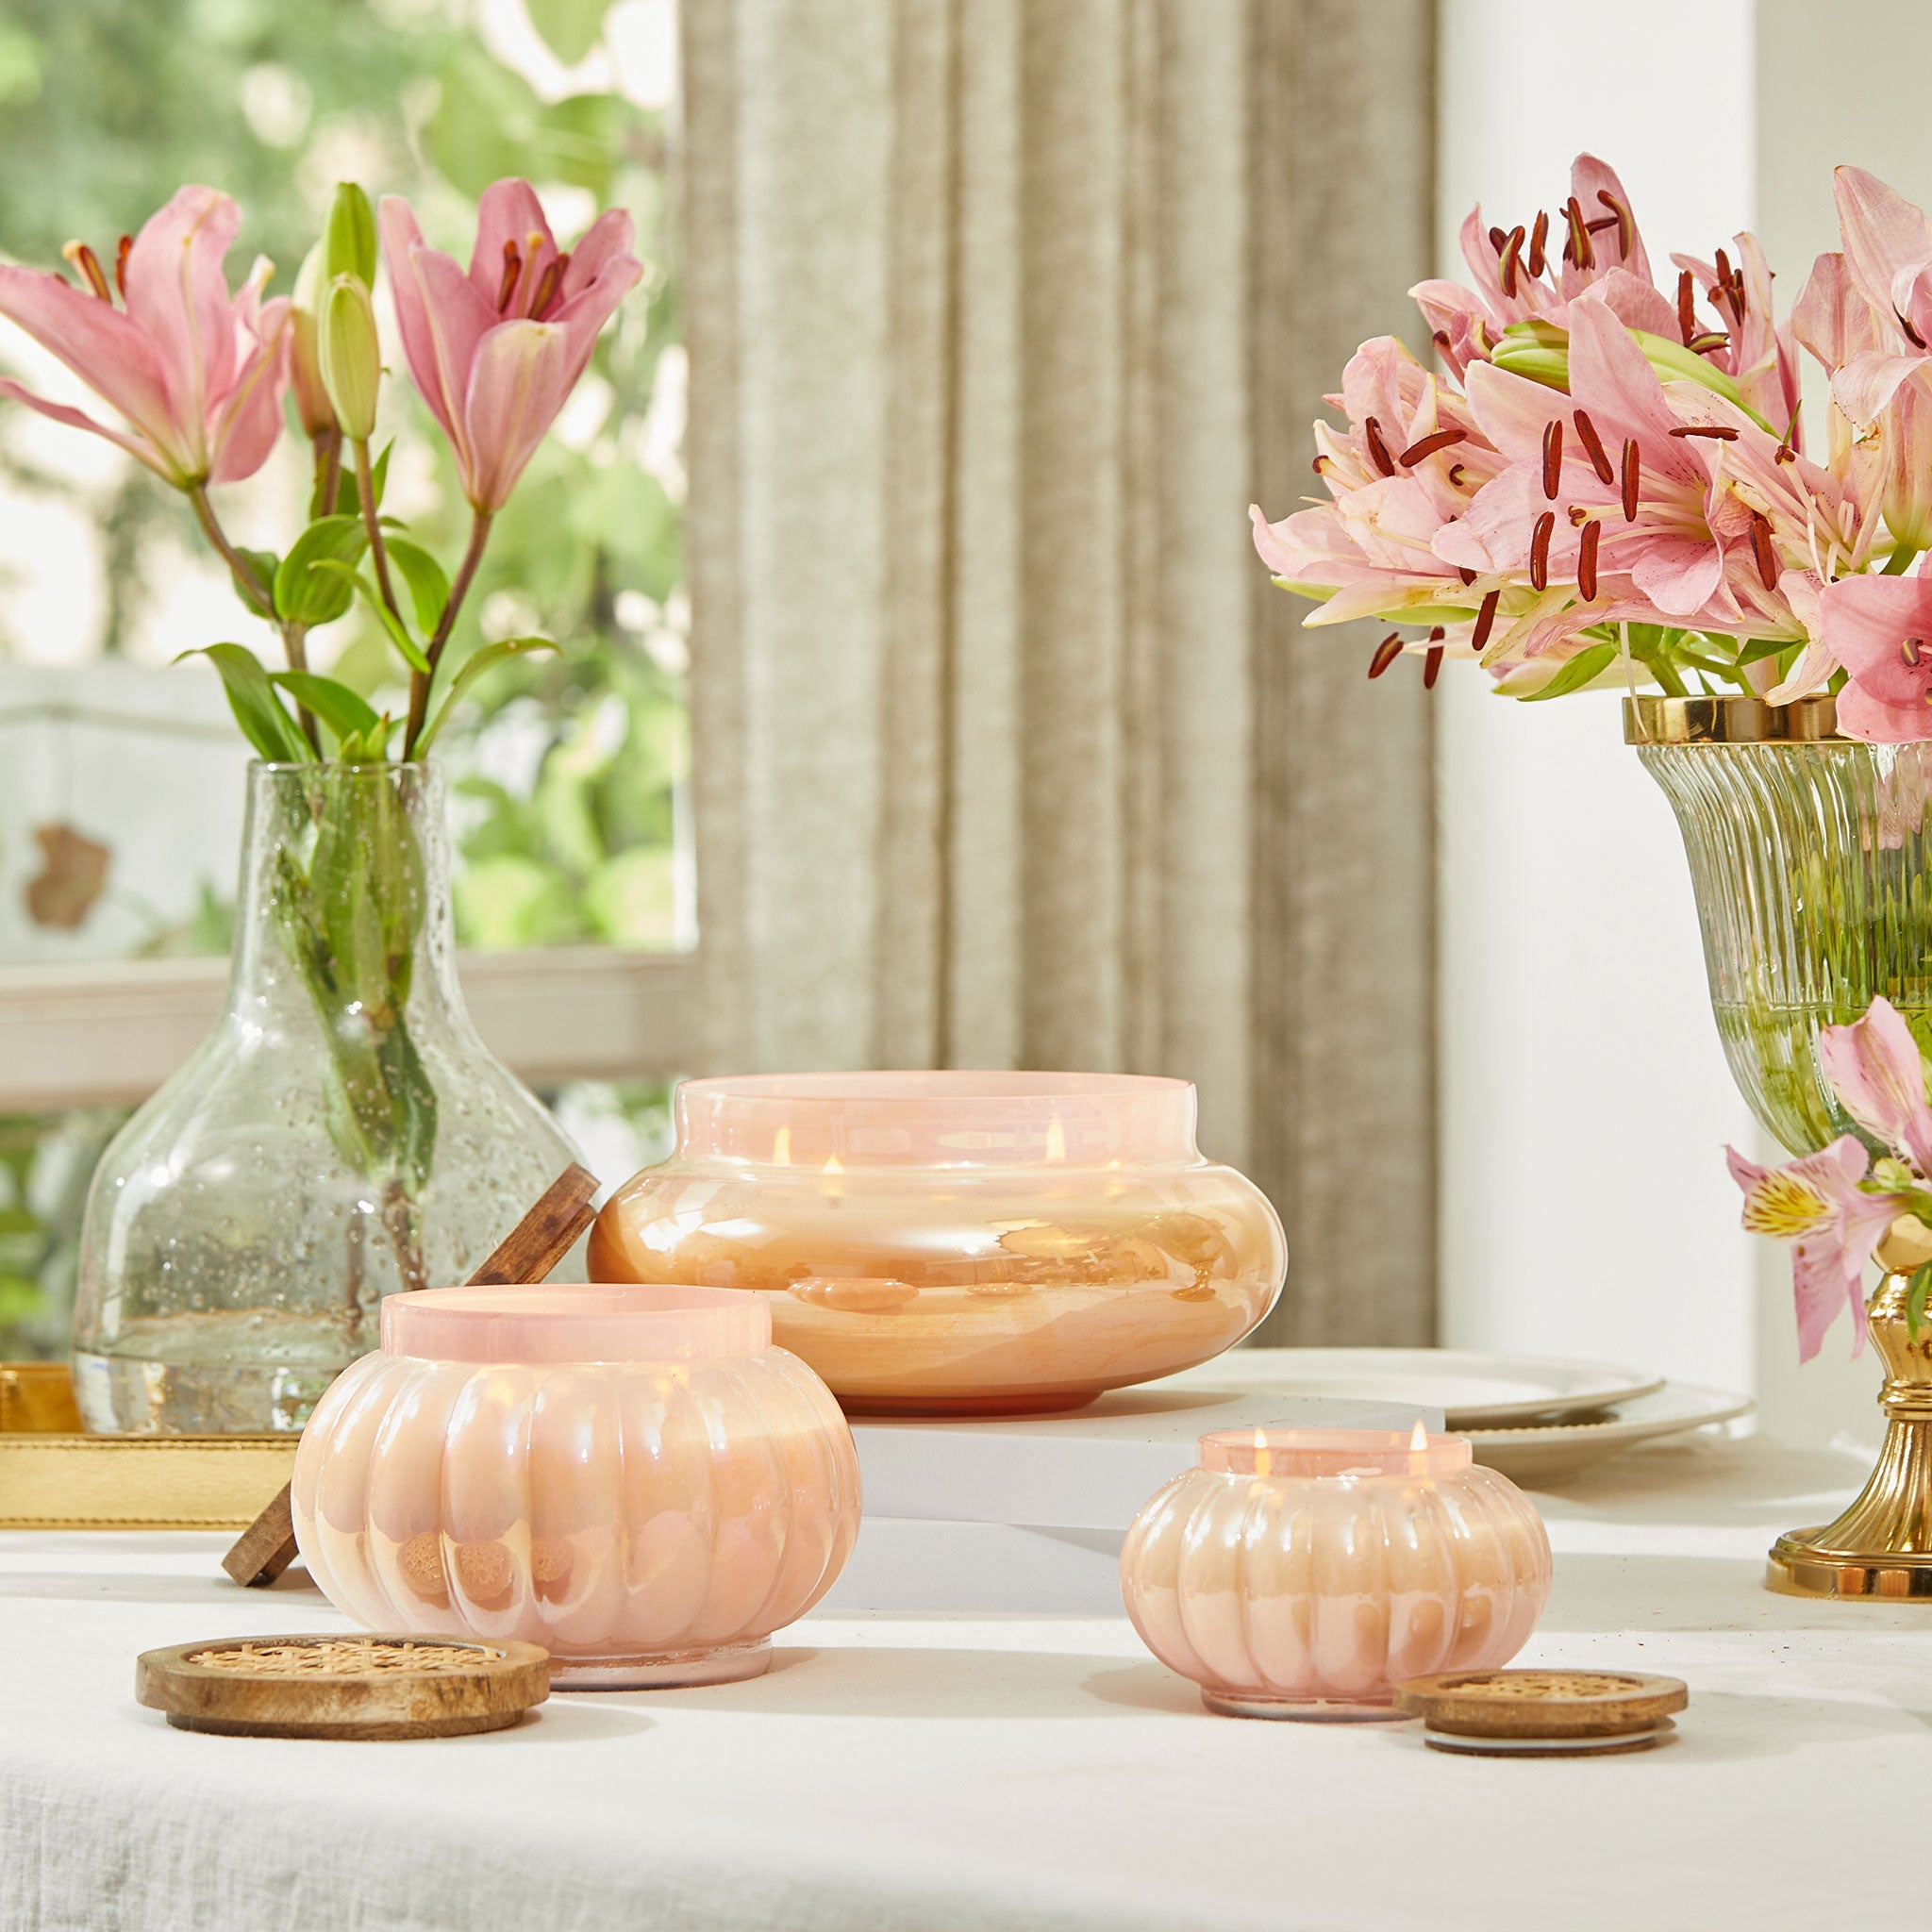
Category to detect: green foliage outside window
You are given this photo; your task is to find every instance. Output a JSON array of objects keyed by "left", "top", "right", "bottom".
[{"left": 0, "top": 0, "right": 689, "bottom": 954}]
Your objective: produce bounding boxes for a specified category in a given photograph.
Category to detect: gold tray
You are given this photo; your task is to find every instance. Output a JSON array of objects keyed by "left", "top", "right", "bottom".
[{"left": 0, "top": 1363, "right": 297, "bottom": 1530}]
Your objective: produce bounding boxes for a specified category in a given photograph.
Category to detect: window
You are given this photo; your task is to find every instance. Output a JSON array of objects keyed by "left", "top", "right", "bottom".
[{"left": 0, "top": 0, "right": 695, "bottom": 1354}]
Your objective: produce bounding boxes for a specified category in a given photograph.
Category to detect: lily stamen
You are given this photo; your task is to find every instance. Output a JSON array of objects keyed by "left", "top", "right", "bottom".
[
  {"left": 496, "top": 239, "right": 523, "bottom": 312},
  {"left": 1621, "top": 440, "right": 1641, "bottom": 522},
  {"left": 61, "top": 242, "right": 111, "bottom": 304},
  {"left": 1368, "top": 631, "right": 1404, "bottom": 678},
  {"left": 1574, "top": 408, "right": 1615, "bottom": 485},
  {"left": 1528, "top": 209, "right": 1548, "bottom": 278},
  {"left": 1529, "top": 508, "right": 1555, "bottom": 591},
  {"left": 528, "top": 251, "right": 569, "bottom": 318},
  {"left": 1577, "top": 519, "right": 1601, "bottom": 599},
  {"left": 1541, "top": 417, "right": 1563, "bottom": 498},
  {"left": 114, "top": 236, "right": 131, "bottom": 301},
  {"left": 1361, "top": 415, "right": 1397, "bottom": 476},
  {"left": 1472, "top": 588, "right": 1501, "bottom": 651},
  {"left": 1748, "top": 511, "right": 1779, "bottom": 590},
  {"left": 1595, "top": 189, "right": 1633, "bottom": 260}
]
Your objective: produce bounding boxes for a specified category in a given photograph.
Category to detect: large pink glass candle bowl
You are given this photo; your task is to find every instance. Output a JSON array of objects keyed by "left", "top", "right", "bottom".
[
  {"left": 290, "top": 1284, "right": 861, "bottom": 1688},
  {"left": 1121, "top": 1429, "right": 1552, "bottom": 1720},
  {"left": 589, "top": 1072, "right": 1287, "bottom": 1417}
]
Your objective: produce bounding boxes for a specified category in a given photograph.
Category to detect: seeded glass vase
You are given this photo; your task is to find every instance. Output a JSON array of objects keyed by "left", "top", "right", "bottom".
[
  {"left": 1632, "top": 692, "right": 1932, "bottom": 1597},
  {"left": 71, "top": 762, "right": 575, "bottom": 1435}
]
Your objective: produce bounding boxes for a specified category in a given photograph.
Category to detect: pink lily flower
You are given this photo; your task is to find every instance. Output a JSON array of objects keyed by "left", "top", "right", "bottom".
[
  {"left": 1816, "top": 573, "right": 1932, "bottom": 741},
  {"left": 1408, "top": 154, "right": 1668, "bottom": 376},
  {"left": 1434, "top": 299, "right": 1847, "bottom": 660},
  {"left": 0, "top": 186, "right": 291, "bottom": 488},
  {"left": 1670, "top": 234, "right": 1803, "bottom": 445},
  {"left": 1249, "top": 336, "right": 1504, "bottom": 636},
  {"left": 1726, "top": 1138, "right": 1906, "bottom": 1360},
  {"left": 1819, "top": 166, "right": 1932, "bottom": 428},
  {"left": 378, "top": 178, "right": 643, "bottom": 512},
  {"left": 1819, "top": 996, "right": 1932, "bottom": 1173}
]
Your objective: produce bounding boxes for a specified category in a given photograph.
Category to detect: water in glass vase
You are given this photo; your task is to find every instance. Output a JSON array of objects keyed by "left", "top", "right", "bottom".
[{"left": 71, "top": 762, "right": 575, "bottom": 1434}]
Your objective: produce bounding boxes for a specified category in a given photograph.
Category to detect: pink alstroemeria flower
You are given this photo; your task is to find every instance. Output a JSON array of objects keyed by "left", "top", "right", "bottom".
[
  {"left": 379, "top": 178, "right": 643, "bottom": 513},
  {"left": 1726, "top": 1138, "right": 1906, "bottom": 1361},
  {"left": 1816, "top": 573, "right": 1932, "bottom": 741},
  {"left": 1819, "top": 995, "right": 1932, "bottom": 1173},
  {"left": 0, "top": 186, "right": 290, "bottom": 488}
]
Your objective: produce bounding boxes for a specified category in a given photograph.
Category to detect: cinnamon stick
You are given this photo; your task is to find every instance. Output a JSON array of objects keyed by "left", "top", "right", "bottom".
[{"left": 221, "top": 1162, "right": 599, "bottom": 1588}]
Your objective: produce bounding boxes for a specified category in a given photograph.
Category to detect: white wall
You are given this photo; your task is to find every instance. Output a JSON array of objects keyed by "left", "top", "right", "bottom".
[{"left": 1436, "top": 0, "right": 1877, "bottom": 1444}]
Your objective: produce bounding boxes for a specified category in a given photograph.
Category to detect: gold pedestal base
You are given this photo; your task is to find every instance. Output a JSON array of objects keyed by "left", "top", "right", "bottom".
[{"left": 1769, "top": 1257, "right": 1932, "bottom": 1600}]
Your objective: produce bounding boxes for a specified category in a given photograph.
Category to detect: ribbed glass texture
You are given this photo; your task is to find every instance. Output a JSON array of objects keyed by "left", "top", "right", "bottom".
[
  {"left": 1639, "top": 740, "right": 1932, "bottom": 1155},
  {"left": 291, "top": 1341, "right": 860, "bottom": 1677},
  {"left": 1120, "top": 1462, "right": 1551, "bottom": 1712}
]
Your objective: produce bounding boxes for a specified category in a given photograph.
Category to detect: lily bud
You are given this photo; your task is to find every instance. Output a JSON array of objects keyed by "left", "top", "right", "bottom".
[
  {"left": 324, "top": 182, "right": 376, "bottom": 288},
  {"left": 319, "top": 273, "right": 380, "bottom": 441},
  {"left": 289, "top": 244, "right": 335, "bottom": 437},
  {"left": 1491, "top": 320, "right": 1570, "bottom": 391}
]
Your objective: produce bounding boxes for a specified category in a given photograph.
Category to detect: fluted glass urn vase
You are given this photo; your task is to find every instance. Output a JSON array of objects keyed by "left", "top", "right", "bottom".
[
  {"left": 71, "top": 761, "right": 575, "bottom": 1436},
  {"left": 1632, "top": 692, "right": 1932, "bottom": 1597}
]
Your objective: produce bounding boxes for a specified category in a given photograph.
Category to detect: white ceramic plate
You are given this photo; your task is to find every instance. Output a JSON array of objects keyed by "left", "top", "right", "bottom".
[
  {"left": 1464, "top": 1382, "right": 1755, "bottom": 1486},
  {"left": 1157, "top": 1347, "right": 1667, "bottom": 1429}
]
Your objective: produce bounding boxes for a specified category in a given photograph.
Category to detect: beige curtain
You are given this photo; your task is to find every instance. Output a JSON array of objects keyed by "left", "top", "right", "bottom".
[{"left": 683, "top": 0, "right": 1437, "bottom": 1343}]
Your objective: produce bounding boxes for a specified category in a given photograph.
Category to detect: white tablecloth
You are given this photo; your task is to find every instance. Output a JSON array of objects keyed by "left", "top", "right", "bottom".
[{"left": 2, "top": 1433, "right": 1926, "bottom": 1932}]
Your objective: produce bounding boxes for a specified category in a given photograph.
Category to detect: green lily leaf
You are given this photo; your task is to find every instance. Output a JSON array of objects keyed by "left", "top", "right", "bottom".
[
  {"left": 415, "top": 636, "right": 560, "bottom": 755},
  {"left": 308, "top": 559, "right": 432, "bottom": 674},
  {"left": 269, "top": 672, "right": 383, "bottom": 749},
  {"left": 274, "top": 515, "right": 369, "bottom": 626},
  {"left": 1517, "top": 640, "right": 1619, "bottom": 701},
  {"left": 384, "top": 535, "right": 452, "bottom": 636},
  {"left": 1909, "top": 1260, "right": 1932, "bottom": 1340},
  {"left": 227, "top": 545, "right": 281, "bottom": 619},
  {"left": 175, "top": 644, "right": 313, "bottom": 763}
]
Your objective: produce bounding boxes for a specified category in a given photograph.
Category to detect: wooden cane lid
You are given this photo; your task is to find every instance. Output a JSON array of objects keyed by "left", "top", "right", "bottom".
[
  {"left": 1392, "top": 1669, "right": 1688, "bottom": 1740},
  {"left": 137, "top": 1634, "right": 550, "bottom": 1740}
]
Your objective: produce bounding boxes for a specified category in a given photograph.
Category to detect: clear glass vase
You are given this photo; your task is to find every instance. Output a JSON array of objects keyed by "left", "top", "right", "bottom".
[
  {"left": 71, "top": 761, "right": 575, "bottom": 1434},
  {"left": 1631, "top": 692, "right": 1932, "bottom": 1156}
]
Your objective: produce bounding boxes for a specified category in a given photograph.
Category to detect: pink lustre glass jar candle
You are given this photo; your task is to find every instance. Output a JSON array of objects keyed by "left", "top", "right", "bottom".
[
  {"left": 1121, "top": 1429, "right": 1552, "bottom": 1719},
  {"left": 589, "top": 1072, "right": 1287, "bottom": 1416},
  {"left": 290, "top": 1284, "right": 861, "bottom": 1688}
]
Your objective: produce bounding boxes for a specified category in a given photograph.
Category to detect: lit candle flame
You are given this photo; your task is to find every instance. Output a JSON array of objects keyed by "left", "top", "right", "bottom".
[
  {"left": 1409, "top": 1416, "right": 1429, "bottom": 1453},
  {"left": 1045, "top": 1115, "right": 1066, "bottom": 1163},
  {"left": 772, "top": 1126, "right": 791, "bottom": 1166},
  {"left": 823, "top": 1154, "right": 844, "bottom": 1174},
  {"left": 1253, "top": 1427, "right": 1271, "bottom": 1478}
]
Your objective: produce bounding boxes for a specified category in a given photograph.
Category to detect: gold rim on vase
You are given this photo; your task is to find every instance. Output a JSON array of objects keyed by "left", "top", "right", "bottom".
[{"left": 1622, "top": 693, "right": 1844, "bottom": 744}]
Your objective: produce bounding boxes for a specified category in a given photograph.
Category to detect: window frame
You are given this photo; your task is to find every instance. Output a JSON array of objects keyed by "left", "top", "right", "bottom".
[{"left": 0, "top": 947, "right": 699, "bottom": 1112}]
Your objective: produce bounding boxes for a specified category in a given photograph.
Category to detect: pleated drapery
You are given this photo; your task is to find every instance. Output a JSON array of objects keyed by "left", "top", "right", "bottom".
[{"left": 683, "top": 0, "right": 1437, "bottom": 1343}]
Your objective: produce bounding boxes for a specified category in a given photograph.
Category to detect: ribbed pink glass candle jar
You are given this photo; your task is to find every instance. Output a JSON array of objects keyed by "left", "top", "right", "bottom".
[
  {"left": 590, "top": 1072, "right": 1287, "bottom": 1416},
  {"left": 1121, "top": 1428, "right": 1552, "bottom": 1719},
  {"left": 291, "top": 1284, "right": 861, "bottom": 1687}
]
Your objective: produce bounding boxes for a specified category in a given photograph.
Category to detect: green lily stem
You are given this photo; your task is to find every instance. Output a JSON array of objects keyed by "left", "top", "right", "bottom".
[
  {"left": 1886, "top": 543, "right": 1921, "bottom": 575},
  {"left": 352, "top": 434, "right": 409, "bottom": 648},
  {"left": 187, "top": 480, "right": 322, "bottom": 752},
  {"left": 403, "top": 508, "right": 493, "bottom": 759},
  {"left": 187, "top": 481, "right": 274, "bottom": 620}
]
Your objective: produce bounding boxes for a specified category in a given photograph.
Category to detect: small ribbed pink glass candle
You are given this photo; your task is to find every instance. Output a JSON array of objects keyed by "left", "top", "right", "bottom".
[
  {"left": 291, "top": 1284, "right": 861, "bottom": 1688},
  {"left": 1120, "top": 1427, "right": 1552, "bottom": 1719}
]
